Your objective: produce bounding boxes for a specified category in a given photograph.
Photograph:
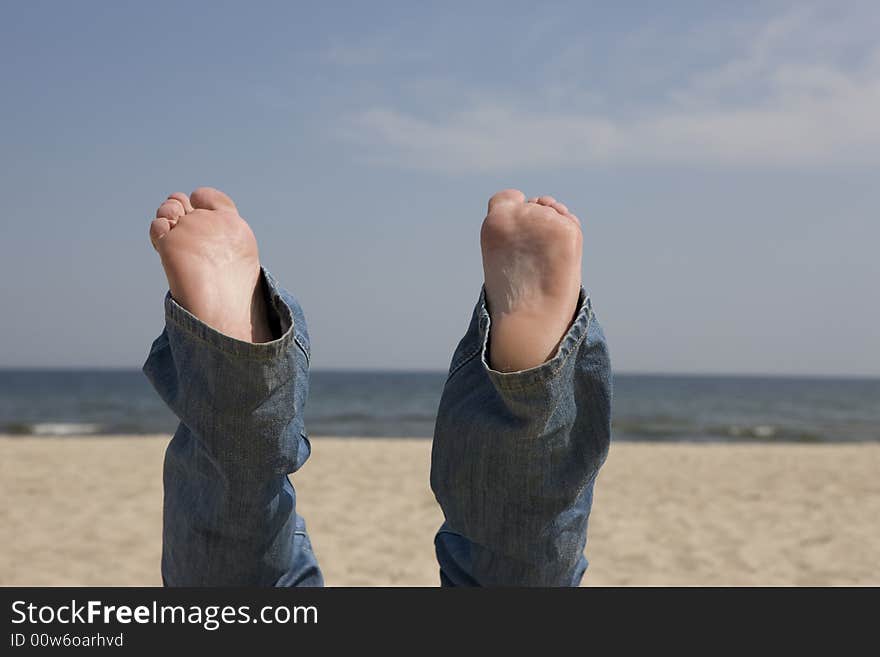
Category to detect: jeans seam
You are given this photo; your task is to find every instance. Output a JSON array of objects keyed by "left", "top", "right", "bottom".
[
  {"left": 448, "top": 346, "right": 481, "bottom": 381},
  {"left": 294, "top": 336, "right": 311, "bottom": 364},
  {"left": 264, "top": 268, "right": 311, "bottom": 364}
]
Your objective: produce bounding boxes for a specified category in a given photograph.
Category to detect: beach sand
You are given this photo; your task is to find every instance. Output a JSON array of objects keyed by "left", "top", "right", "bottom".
[{"left": 1, "top": 436, "right": 878, "bottom": 586}]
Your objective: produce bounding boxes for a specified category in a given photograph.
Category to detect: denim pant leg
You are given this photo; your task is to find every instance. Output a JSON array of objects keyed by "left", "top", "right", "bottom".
[
  {"left": 143, "top": 269, "right": 323, "bottom": 587},
  {"left": 430, "top": 288, "right": 612, "bottom": 586}
]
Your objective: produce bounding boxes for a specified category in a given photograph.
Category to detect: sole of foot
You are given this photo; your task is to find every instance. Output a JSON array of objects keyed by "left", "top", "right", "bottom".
[
  {"left": 480, "top": 189, "right": 583, "bottom": 372},
  {"left": 149, "top": 187, "right": 273, "bottom": 343}
]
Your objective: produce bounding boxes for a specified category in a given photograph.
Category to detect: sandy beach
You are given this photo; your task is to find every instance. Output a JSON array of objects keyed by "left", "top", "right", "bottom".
[{"left": 1, "top": 435, "right": 878, "bottom": 586}]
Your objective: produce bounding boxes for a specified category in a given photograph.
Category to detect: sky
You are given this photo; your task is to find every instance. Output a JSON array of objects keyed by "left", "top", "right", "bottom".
[{"left": 0, "top": 0, "right": 878, "bottom": 376}]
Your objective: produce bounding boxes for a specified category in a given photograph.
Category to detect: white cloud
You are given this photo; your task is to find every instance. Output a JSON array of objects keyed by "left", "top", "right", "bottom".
[{"left": 342, "top": 5, "right": 880, "bottom": 172}]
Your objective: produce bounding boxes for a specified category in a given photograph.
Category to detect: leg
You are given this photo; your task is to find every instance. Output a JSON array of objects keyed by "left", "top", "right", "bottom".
[
  {"left": 430, "top": 190, "right": 612, "bottom": 586},
  {"left": 143, "top": 188, "right": 322, "bottom": 586}
]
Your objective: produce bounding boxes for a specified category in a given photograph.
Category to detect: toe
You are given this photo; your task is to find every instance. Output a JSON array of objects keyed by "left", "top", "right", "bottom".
[
  {"left": 551, "top": 200, "right": 570, "bottom": 216},
  {"left": 149, "top": 217, "right": 172, "bottom": 251},
  {"left": 168, "top": 192, "right": 194, "bottom": 213},
  {"left": 487, "top": 189, "right": 525, "bottom": 213},
  {"left": 156, "top": 198, "right": 186, "bottom": 222},
  {"left": 190, "top": 186, "right": 237, "bottom": 211},
  {"left": 536, "top": 195, "right": 570, "bottom": 217}
]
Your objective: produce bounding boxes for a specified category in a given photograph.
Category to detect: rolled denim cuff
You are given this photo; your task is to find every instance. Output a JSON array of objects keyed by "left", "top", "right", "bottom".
[
  {"left": 143, "top": 267, "right": 312, "bottom": 476},
  {"left": 162, "top": 268, "right": 295, "bottom": 360},
  {"left": 477, "top": 287, "right": 593, "bottom": 394}
]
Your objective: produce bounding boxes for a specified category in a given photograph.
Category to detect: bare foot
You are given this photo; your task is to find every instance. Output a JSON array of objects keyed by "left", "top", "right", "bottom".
[
  {"left": 481, "top": 189, "right": 583, "bottom": 372},
  {"left": 149, "top": 187, "right": 273, "bottom": 343}
]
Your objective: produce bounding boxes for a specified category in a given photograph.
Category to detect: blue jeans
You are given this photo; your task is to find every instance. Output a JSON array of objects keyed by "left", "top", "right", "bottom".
[{"left": 143, "top": 269, "right": 612, "bottom": 586}]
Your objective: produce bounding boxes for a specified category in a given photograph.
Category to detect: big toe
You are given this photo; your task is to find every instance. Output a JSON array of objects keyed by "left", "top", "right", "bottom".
[
  {"left": 190, "top": 186, "right": 237, "bottom": 211},
  {"left": 487, "top": 189, "right": 526, "bottom": 213}
]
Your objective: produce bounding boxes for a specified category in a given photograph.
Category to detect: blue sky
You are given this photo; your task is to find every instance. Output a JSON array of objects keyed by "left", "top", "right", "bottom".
[{"left": 1, "top": 0, "right": 878, "bottom": 375}]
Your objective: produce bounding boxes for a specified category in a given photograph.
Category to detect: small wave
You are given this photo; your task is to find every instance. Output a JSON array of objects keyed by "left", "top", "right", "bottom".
[
  {"left": 614, "top": 420, "right": 824, "bottom": 442},
  {"left": 719, "top": 424, "right": 823, "bottom": 442},
  {"left": 4, "top": 422, "right": 104, "bottom": 436},
  {"left": 612, "top": 420, "right": 689, "bottom": 438},
  {"left": 308, "top": 412, "right": 438, "bottom": 424},
  {"left": 728, "top": 424, "right": 776, "bottom": 438}
]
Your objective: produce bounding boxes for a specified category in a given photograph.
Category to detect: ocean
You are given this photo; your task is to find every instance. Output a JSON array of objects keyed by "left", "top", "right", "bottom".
[{"left": 0, "top": 369, "right": 877, "bottom": 442}]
